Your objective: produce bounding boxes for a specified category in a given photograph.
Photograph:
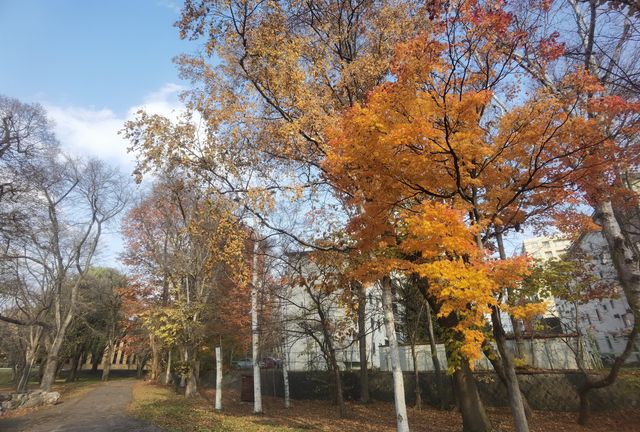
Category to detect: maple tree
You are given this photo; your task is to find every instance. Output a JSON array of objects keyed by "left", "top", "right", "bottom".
[{"left": 321, "top": 1, "right": 634, "bottom": 429}]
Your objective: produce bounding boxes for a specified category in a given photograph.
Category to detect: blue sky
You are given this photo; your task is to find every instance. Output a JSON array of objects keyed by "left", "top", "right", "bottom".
[
  {"left": 0, "top": 0, "right": 201, "bottom": 267},
  {"left": 0, "top": 0, "right": 193, "bottom": 113},
  {"left": 0, "top": 0, "right": 532, "bottom": 264}
]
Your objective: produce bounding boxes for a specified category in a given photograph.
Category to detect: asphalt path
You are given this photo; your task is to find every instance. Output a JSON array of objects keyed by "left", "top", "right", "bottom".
[{"left": 0, "top": 380, "right": 162, "bottom": 432}]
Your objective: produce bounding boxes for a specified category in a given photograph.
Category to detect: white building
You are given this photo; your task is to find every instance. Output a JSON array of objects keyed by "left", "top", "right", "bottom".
[
  {"left": 560, "top": 231, "right": 638, "bottom": 361},
  {"left": 521, "top": 235, "right": 572, "bottom": 318},
  {"left": 522, "top": 236, "right": 571, "bottom": 261},
  {"left": 522, "top": 233, "right": 638, "bottom": 362},
  {"left": 280, "top": 253, "right": 386, "bottom": 371}
]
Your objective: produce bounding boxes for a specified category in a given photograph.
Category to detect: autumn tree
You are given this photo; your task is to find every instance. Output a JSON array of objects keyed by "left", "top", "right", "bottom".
[
  {"left": 321, "top": 0, "right": 630, "bottom": 428},
  {"left": 507, "top": 0, "right": 640, "bottom": 422},
  {"left": 121, "top": 176, "right": 249, "bottom": 397},
  {"left": 126, "top": 4, "right": 435, "bottom": 404}
]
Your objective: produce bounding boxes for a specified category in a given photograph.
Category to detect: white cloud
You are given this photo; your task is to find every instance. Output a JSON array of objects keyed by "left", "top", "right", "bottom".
[
  {"left": 45, "top": 83, "right": 185, "bottom": 172},
  {"left": 44, "top": 83, "right": 187, "bottom": 268}
]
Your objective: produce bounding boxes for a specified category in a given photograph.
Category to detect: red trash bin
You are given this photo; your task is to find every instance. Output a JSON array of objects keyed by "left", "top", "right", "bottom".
[{"left": 241, "top": 375, "right": 254, "bottom": 402}]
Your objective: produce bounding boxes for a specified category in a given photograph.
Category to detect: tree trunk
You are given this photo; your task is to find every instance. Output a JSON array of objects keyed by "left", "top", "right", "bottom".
[
  {"left": 453, "top": 362, "right": 492, "bottom": 432},
  {"left": 215, "top": 346, "right": 223, "bottom": 410},
  {"left": 150, "top": 334, "right": 160, "bottom": 382},
  {"left": 577, "top": 325, "right": 638, "bottom": 424},
  {"left": 329, "top": 355, "right": 346, "bottom": 417},
  {"left": 482, "top": 341, "right": 532, "bottom": 420},
  {"left": 282, "top": 349, "right": 290, "bottom": 409},
  {"left": 17, "top": 327, "right": 42, "bottom": 393},
  {"left": 317, "top": 304, "right": 347, "bottom": 417},
  {"left": 576, "top": 200, "right": 640, "bottom": 424},
  {"left": 357, "top": 281, "right": 370, "bottom": 403},
  {"left": 66, "top": 348, "right": 82, "bottom": 383},
  {"left": 491, "top": 307, "right": 529, "bottom": 432},
  {"left": 184, "top": 348, "right": 199, "bottom": 397},
  {"left": 410, "top": 341, "right": 422, "bottom": 410},
  {"left": 40, "top": 331, "right": 67, "bottom": 391},
  {"left": 91, "top": 348, "right": 102, "bottom": 373},
  {"left": 251, "top": 238, "right": 263, "bottom": 414},
  {"left": 136, "top": 357, "right": 147, "bottom": 379},
  {"left": 381, "top": 276, "right": 410, "bottom": 432},
  {"left": 510, "top": 315, "right": 527, "bottom": 361},
  {"left": 102, "top": 343, "right": 115, "bottom": 381},
  {"left": 425, "top": 303, "right": 446, "bottom": 409},
  {"left": 165, "top": 350, "right": 172, "bottom": 384}
]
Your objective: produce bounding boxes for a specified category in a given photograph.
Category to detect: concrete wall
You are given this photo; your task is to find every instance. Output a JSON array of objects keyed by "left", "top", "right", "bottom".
[{"left": 378, "top": 338, "right": 598, "bottom": 372}]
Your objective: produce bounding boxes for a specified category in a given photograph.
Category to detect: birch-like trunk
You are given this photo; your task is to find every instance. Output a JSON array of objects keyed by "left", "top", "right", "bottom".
[
  {"left": 251, "top": 238, "right": 262, "bottom": 414},
  {"left": 381, "top": 276, "right": 409, "bottom": 432},
  {"left": 215, "top": 346, "right": 223, "bottom": 410},
  {"left": 282, "top": 350, "right": 290, "bottom": 409},
  {"left": 357, "top": 281, "right": 370, "bottom": 403}
]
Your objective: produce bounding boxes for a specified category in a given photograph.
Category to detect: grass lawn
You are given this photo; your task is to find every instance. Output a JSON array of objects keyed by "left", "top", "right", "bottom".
[
  {"left": 0, "top": 369, "right": 132, "bottom": 396},
  {"left": 129, "top": 381, "right": 640, "bottom": 432},
  {"left": 0, "top": 368, "right": 13, "bottom": 386}
]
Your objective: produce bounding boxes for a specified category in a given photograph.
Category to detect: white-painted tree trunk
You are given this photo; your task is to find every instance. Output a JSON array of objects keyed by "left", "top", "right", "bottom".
[
  {"left": 251, "top": 238, "right": 262, "bottom": 414},
  {"left": 282, "top": 349, "right": 290, "bottom": 409},
  {"left": 215, "top": 346, "right": 223, "bottom": 410},
  {"left": 381, "top": 276, "right": 410, "bottom": 432}
]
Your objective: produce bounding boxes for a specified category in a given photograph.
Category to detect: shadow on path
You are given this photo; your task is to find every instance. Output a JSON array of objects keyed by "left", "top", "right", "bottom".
[{"left": 0, "top": 379, "right": 162, "bottom": 432}]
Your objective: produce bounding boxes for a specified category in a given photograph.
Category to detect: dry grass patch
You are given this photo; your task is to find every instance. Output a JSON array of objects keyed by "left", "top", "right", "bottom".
[{"left": 130, "top": 381, "right": 640, "bottom": 432}]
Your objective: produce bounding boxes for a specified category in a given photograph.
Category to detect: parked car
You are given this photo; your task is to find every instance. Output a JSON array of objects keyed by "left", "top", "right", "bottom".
[
  {"left": 233, "top": 358, "right": 253, "bottom": 369},
  {"left": 261, "top": 356, "right": 283, "bottom": 369}
]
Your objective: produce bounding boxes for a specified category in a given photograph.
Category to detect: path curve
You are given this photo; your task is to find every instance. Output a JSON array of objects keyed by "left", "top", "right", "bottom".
[{"left": 0, "top": 380, "right": 162, "bottom": 432}]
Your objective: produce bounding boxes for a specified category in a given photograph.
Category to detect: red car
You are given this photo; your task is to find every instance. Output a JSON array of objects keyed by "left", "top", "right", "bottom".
[{"left": 260, "top": 357, "right": 283, "bottom": 368}]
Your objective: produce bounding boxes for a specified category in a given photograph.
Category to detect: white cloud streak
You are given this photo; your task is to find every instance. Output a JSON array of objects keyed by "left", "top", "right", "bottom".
[
  {"left": 43, "top": 83, "right": 186, "bottom": 267},
  {"left": 45, "top": 82, "right": 185, "bottom": 173}
]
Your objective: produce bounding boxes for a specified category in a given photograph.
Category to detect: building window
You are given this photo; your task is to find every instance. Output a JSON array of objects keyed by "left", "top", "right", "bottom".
[
  {"left": 610, "top": 300, "right": 615, "bottom": 309},
  {"left": 606, "top": 336, "right": 613, "bottom": 350},
  {"left": 602, "top": 304, "right": 607, "bottom": 311}
]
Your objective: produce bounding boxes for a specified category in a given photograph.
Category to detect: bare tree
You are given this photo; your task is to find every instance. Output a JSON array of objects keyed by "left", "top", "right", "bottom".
[{"left": 2, "top": 155, "right": 130, "bottom": 390}]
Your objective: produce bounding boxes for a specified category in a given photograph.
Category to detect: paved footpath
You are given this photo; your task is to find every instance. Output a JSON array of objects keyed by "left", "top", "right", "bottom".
[{"left": 0, "top": 380, "right": 163, "bottom": 432}]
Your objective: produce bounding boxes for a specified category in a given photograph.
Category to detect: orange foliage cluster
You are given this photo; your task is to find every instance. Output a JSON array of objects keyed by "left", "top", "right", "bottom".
[{"left": 323, "top": 2, "right": 639, "bottom": 364}]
